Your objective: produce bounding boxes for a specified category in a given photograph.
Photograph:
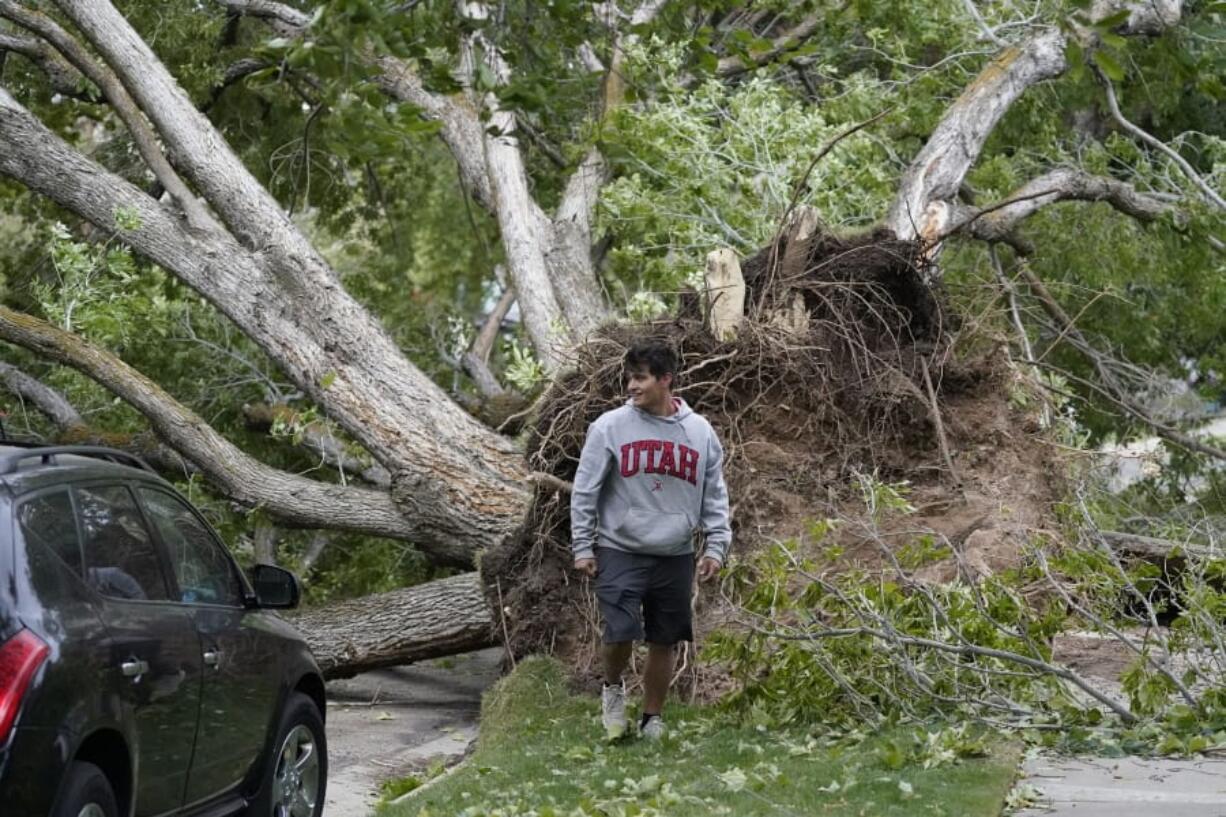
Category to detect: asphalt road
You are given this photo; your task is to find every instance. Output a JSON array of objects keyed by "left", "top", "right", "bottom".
[{"left": 322, "top": 648, "right": 504, "bottom": 817}]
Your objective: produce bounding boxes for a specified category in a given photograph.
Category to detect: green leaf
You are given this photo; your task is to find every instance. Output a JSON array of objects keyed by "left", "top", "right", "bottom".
[
  {"left": 320, "top": 371, "right": 337, "bottom": 389},
  {"left": 1093, "top": 49, "right": 1126, "bottom": 82}
]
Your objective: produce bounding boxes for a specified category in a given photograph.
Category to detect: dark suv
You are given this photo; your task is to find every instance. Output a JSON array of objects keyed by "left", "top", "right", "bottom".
[{"left": 0, "top": 443, "right": 327, "bottom": 817}]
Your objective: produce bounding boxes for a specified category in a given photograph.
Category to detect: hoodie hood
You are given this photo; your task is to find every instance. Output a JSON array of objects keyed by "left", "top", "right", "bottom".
[{"left": 625, "top": 396, "right": 694, "bottom": 423}]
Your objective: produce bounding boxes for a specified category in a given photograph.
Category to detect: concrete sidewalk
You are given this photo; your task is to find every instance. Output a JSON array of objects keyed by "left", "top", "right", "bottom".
[
  {"left": 1015, "top": 753, "right": 1226, "bottom": 816},
  {"left": 323, "top": 648, "right": 504, "bottom": 817}
]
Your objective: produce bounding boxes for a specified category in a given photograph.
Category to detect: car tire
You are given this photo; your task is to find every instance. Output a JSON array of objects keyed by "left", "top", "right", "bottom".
[
  {"left": 52, "top": 761, "right": 119, "bottom": 817},
  {"left": 247, "top": 692, "right": 327, "bottom": 817}
]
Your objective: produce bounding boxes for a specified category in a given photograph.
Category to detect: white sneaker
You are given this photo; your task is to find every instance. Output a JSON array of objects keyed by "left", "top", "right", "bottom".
[
  {"left": 602, "top": 682, "right": 627, "bottom": 740},
  {"left": 641, "top": 715, "right": 666, "bottom": 740}
]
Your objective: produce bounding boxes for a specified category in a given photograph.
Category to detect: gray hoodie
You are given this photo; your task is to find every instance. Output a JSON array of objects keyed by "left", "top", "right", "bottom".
[{"left": 570, "top": 398, "right": 732, "bottom": 564}]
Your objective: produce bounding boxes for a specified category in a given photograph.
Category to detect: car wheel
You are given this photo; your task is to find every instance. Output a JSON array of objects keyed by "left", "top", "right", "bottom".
[
  {"left": 52, "top": 761, "right": 119, "bottom": 817},
  {"left": 248, "top": 692, "right": 327, "bottom": 817}
]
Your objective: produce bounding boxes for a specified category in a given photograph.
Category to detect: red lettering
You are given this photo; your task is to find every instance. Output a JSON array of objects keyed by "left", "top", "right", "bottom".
[
  {"left": 619, "top": 443, "right": 640, "bottom": 477},
  {"left": 658, "top": 441, "right": 677, "bottom": 477},
  {"left": 643, "top": 440, "right": 664, "bottom": 473},
  {"left": 679, "top": 445, "right": 700, "bottom": 485}
]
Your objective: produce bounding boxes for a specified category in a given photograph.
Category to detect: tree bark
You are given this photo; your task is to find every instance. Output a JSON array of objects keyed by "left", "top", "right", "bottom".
[
  {"left": 0, "top": 360, "right": 83, "bottom": 428},
  {"left": 290, "top": 572, "right": 495, "bottom": 679},
  {"left": 0, "top": 305, "right": 485, "bottom": 566}
]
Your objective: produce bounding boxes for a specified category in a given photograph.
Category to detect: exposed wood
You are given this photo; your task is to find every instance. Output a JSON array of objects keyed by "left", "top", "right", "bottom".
[
  {"left": 291, "top": 572, "right": 495, "bottom": 679},
  {"left": 887, "top": 30, "right": 1067, "bottom": 242},
  {"left": 705, "top": 248, "right": 746, "bottom": 341}
]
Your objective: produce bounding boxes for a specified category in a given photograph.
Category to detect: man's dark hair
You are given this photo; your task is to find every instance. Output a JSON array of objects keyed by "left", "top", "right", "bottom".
[{"left": 624, "top": 340, "right": 679, "bottom": 382}]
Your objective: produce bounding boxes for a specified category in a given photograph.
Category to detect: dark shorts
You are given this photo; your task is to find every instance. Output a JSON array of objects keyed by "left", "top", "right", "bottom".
[{"left": 594, "top": 546, "right": 695, "bottom": 645}]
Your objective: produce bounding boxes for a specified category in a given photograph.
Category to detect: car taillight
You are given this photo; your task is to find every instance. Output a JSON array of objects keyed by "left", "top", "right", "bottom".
[{"left": 0, "top": 629, "right": 50, "bottom": 744}]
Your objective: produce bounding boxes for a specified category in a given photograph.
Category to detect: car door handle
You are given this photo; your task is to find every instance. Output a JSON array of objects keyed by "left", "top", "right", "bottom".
[
  {"left": 120, "top": 659, "right": 149, "bottom": 679},
  {"left": 203, "top": 650, "right": 222, "bottom": 668}
]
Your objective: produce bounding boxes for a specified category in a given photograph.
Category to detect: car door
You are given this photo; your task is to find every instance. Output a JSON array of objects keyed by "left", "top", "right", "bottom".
[
  {"left": 135, "top": 486, "right": 280, "bottom": 805},
  {"left": 73, "top": 482, "right": 203, "bottom": 817}
]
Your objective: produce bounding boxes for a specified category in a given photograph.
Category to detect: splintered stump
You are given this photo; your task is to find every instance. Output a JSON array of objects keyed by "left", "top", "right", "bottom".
[{"left": 292, "top": 572, "right": 494, "bottom": 679}]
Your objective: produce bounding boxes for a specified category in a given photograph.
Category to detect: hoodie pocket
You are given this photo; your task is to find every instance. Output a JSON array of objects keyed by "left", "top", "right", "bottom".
[{"left": 613, "top": 507, "right": 694, "bottom": 549}]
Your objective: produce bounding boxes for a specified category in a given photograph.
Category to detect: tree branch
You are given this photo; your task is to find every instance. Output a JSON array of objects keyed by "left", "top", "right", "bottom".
[
  {"left": 371, "top": 55, "right": 495, "bottom": 211},
  {"left": 947, "top": 168, "right": 1172, "bottom": 246},
  {"left": 0, "top": 30, "right": 99, "bottom": 101},
  {"left": 887, "top": 29, "right": 1068, "bottom": 241},
  {"left": 715, "top": 14, "right": 822, "bottom": 78},
  {"left": 0, "top": 84, "right": 529, "bottom": 562},
  {"left": 242, "top": 402, "right": 392, "bottom": 487},
  {"left": 0, "top": 360, "right": 82, "bottom": 428},
  {"left": 0, "top": 358, "right": 197, "bottom": 474},
  {"left": 213, "top": 0, "right": 308, "bottom": 36},
  {"left": 0, "top": 306, "right": 480, "bottom": 566},
  {"left": 292, "top": 572, "right": 493, "bottom": 679},
  {"left": 888, "top": 0, "right": 1186, "bottom": 244},
  {"left": 1095, "top": 67, "right": 1226, "bottom": 213},
  {"left": 0, "top": 1, "right": 215, "bottom": 231}
]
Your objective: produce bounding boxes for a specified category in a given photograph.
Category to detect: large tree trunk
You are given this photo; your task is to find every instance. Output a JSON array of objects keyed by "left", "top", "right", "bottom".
[{"left": 291, "top": 573, "right": 495, "bottom": 679}]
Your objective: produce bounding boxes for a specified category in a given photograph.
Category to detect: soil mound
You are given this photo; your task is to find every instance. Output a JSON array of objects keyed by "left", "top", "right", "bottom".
[{"left": 481, "top": 227, "right": 1059, "bottom": 682}]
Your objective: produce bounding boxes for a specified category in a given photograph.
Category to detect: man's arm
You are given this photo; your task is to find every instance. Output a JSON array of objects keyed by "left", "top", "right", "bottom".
[
  {"left": 570, "top": 420, "right": 611, "bottom": 563},
  {"left": 700, "top": 432, "right": 732, "bottom": 566}
]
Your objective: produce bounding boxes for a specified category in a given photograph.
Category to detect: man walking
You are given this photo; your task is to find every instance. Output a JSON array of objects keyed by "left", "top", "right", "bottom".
[{"left": 571, "top": 340, "right": 732, "bottom": 740}]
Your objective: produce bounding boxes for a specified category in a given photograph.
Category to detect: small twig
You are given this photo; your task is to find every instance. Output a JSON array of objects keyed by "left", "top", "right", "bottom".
[
  {"left": 496, "top": 579, "right": 516, "bottom": 670},
  {"left": 920, "top": 356, "right": 961, "bottom": 487}
]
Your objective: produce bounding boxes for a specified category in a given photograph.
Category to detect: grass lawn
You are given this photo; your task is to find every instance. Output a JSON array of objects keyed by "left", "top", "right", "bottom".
[{"left": 380, "top": 657, "right": 1020, "bottom": 817}]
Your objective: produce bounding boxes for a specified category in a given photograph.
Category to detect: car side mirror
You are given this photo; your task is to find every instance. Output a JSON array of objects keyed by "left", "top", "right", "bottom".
[{"left": 251, "top": 564, "right": 300, "bottom": 609}]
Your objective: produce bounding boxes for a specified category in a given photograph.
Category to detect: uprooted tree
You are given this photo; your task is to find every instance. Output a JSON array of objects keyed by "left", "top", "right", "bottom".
[{"left": 0, "top": 0, "right": 1222, "bottom": 678}]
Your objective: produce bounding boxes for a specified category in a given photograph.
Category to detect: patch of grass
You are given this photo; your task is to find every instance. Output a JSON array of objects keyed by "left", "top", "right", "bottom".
[{"left": 379, "top": 657, "right": 1021, "bottom": 817}]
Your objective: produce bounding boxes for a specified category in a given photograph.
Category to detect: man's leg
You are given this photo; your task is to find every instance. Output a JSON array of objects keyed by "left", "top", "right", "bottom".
[
  {"left": 603, "top": 641, "right": 633, "bottom": 684},
  {"left": 641, "top": 642, "right": 674, "bottom": 715}
]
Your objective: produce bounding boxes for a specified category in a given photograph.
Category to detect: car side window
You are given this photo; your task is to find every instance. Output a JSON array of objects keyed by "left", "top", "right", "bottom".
[
  {"left": 75, "top": 484, "right": 170, "bottom": 602},
  {"left": 17, "top": 490, "right": 83, "bottom": 577},
  {"left": 137, "top": 488, "right": 243, "bottom": 607}
]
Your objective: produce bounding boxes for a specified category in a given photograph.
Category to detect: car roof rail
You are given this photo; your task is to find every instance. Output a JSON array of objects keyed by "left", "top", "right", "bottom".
[{"left": 0, "top": 444, "right": 156, "bottom": 476}]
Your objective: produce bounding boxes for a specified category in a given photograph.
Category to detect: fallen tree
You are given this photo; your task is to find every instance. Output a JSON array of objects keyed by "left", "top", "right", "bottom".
[
  {"left": 0, "top": 0, "right": 1209, "bottom": 679},
  {"left": 292, "top": 573, "right": 495, "bottom": 680}
]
